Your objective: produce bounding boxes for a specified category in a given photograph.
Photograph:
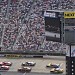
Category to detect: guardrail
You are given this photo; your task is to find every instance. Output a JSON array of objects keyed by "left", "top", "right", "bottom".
[
  {"left": 0, "top": 51, "right": 65, "bottom": 58},
  {"left": 0, "top": 54, "right": 5, "bottom": 57},
  {"left": 0, "top": 53, "right": 65, "bottom": 59},
  {"left": 0, "top": 51, "right": 65, "bottom": 56}
]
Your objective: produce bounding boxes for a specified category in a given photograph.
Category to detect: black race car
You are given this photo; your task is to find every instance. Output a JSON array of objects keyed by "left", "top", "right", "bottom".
[{"left": 18, "top": 67, "right": 31, "bottom": 72}]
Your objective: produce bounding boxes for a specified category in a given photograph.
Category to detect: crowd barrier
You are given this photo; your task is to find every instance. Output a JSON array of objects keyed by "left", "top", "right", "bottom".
[
  {"left": 33, "top": 55, "right": 43, "bottom": 58},
  {"left": 0, "top": 54, "right": 65, "bottom": 59},
  {"left": 25, "top": 55, "right": 34, "bottom": 58},
  {"left": 0, "top": 52, "right": 65, "bottom": 58}
]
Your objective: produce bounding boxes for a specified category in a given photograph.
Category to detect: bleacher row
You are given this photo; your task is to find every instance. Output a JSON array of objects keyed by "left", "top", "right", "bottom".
[{"left": 0, "top": 0, "right": 74, "bottom": 53}]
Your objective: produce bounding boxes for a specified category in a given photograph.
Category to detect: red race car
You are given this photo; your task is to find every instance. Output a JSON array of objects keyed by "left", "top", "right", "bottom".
[
  {"left": 0, "top": 62, "right": 3, "bottom": 66},
  {"left": 0, "top": 65, "right": 9, "bottom": 70},
  {"left": 0, "top": 62, "right": 12, "bottom": 66}
]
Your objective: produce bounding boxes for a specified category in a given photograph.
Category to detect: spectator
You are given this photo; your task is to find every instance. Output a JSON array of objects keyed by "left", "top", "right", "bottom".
[{"left": 0, "top": 0, "right": 73, "bottom": 53}]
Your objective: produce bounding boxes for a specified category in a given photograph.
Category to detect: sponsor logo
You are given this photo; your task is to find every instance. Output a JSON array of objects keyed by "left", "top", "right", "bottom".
[
  {"left": 44, "top": 12, "right": 56, "bottom": 17},
  {"left": 64, "top": 12, "right": 75, "bottom": 18},
  {"left": 71, "top": 49, "right": 75, "bottom": 57}
]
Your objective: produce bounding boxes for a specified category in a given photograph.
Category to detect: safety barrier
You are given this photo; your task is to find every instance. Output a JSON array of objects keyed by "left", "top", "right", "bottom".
[
  {"left": 33, "top": 55, "right": 43, "bottom": 58},
  {"left": 24, "top": 55, "right": 43, "bottom": 58},
  {"left": 5, "top": 54, "right": 23, "bottom": 58},
  {"left": 5, "top": 54, "right": 43, "bottom": 58},
  {"left": 25, "top": 55, "right": 34, "bottom": 58},
  {"left": 0, "top": 54, "right": 65, "bottom": 59},
  {"left": 0, "top": 54, "right": 5, "bottom": 57}
]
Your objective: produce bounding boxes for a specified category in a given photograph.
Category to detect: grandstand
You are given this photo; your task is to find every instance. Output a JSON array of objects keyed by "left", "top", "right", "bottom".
[{"left": 0, "top": 0, "right": 74, "bottom": 54}]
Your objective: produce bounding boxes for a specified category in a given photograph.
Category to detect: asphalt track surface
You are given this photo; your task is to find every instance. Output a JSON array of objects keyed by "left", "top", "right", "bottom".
[
  {"left": 0, "top": 72, "right": 66, "bottom": 75},
  {"left": 0, "top": 56, "right": 66, "bottom": 75}
]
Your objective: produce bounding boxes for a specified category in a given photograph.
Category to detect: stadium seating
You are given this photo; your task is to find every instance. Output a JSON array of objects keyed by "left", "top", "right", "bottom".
[{"left": 0, "top": 0, "right": 74, "bottom": 53}]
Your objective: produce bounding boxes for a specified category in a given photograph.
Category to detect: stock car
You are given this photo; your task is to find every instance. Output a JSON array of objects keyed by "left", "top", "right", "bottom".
[
  {"left": 0, "top": 62, "right": 3, "bottom": 66},
  {"left": 0, "top": 65, "right": 9, "bottom": 70},
  {"left": 50, "top": 68, "right": 63, "bottom": 74},
  {"left": 21, "top": 62, "right": 36, "bottom": 66},
  {"left": 0, "top": 62, "right": 12, "bottom": 66},
  {"left": 46, "top": 63, "right": 60, "bottom": 68},
  {"left": 18, "top": 67, "right": 31, "bottom": 72}
]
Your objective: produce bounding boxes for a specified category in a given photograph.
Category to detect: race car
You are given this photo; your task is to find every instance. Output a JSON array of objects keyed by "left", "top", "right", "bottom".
[
  {"left": 1, "top": 62, "right": 12, "bottom": 66},
  {"left": 21, "top": 62, "right": 36, "bottom": 66},
  {"left": 18, "top": 67, "right": 31, "bottom": 72},
  {"left": 50, "top": 68, "right": 63, "bottom": 74},
  {"left": 0, "top": 62, "right": 3, "bottom": 66},
  {"left": 0, "top": 65, "right": 9, "bottom": 70},
  {"left": 46, "top": 63, "right": 60, "bottom": 68}
]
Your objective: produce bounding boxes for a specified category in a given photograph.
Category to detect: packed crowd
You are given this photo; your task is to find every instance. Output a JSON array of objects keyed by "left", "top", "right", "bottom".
[
  {"left": 0, "top": 0, "right": 8, "bottom": 46},
  {"left": 2, "top": 0, "right": 34, "bottom": 50},
  {"left": 42, "top": 0, "right": 74, "bottom": 11},
  {"left": 0, "top": 0, "right": 74, "bottom": 53}
]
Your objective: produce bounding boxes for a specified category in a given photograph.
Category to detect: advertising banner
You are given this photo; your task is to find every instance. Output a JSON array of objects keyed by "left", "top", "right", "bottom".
[
  {"left": 64, "top": 12, "right": 75, "bottom": 18},
  {"left": 6, "top": 54, "right": 22, "bottom": 58},
  {"left": 71, "top": 46, "right": 75, "bottom": 57},
  {"left": 64, "top": 12, "right": 75, "bottom": 45},
  {"left": 66, "top": 45, "right": 70, "bottom": 57}
]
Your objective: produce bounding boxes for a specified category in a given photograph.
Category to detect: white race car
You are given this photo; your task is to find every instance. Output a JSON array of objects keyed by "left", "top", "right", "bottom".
[{"left": 22, "top": 62, "right": 36, "bottom": 66}]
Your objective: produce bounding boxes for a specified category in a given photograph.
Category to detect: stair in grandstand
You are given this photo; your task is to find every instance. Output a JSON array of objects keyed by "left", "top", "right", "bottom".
[
  {"left": 0, "top": 25, "right": 5, "bottom": 45},
  {"left": 0, "top": 0, "right": 11, "bottom": 50},
  {"left": 0, "top": 0, "right": 7, "bottom": 51},
  {"left": 12, "top": 0, "right": 35, "bottom": 50},
  {"left": 6, "top": 0, "right": 11, "bottom": 18},
  {"left": 0, "top": 25, "right": 4, "bottom": 45}
]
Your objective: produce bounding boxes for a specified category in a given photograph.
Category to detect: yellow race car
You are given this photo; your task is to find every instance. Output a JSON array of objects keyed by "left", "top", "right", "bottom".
[
  {"left": 46, "top": 63, "right": 60, "bottom": 68},
  {"left": 50, "top": 68, "right": 63, "bottom": 74}
]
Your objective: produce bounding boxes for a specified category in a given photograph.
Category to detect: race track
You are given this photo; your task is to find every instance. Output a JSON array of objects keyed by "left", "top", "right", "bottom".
[
  {"left": 0, "top": 72, "right": 65, "bottom": 75},
  {"left": 0, "top": 56, "right": 66, "bottom": 74}
]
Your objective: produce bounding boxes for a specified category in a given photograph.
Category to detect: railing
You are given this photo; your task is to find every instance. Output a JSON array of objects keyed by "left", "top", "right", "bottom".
[{"left": 0, "top": 51, "right": 65, "bottom": 56}]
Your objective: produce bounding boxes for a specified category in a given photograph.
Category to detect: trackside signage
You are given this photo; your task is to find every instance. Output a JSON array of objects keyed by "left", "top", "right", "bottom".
[
  {"left": 66, "top": 45, "right": 70, "bottom": 57},
  {"left": 44, "top": 11, "right": 56, "bottom": 17},
  {"left": 71, "top": 46, "right": 75, "bottom": 57},
  {"left": 64, "top": 12, "right": 75, "bottom": 18}
]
